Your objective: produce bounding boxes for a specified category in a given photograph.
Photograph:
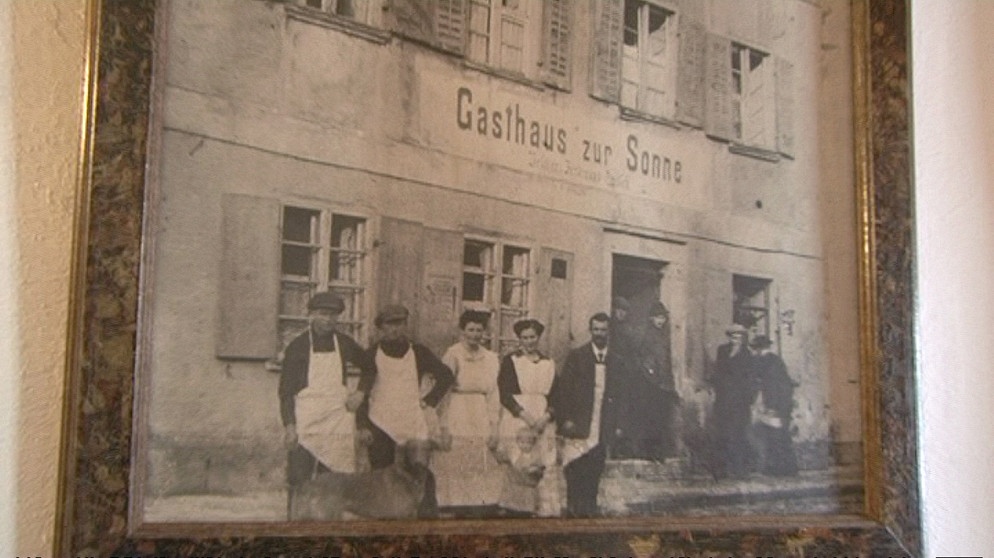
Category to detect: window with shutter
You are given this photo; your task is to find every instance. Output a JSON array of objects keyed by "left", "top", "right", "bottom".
[
  {"left": 731, "top": 42, "right": 777, "bottom": 151},
  {"left": 620, "top": 0, "right": 679, "bottom": 120},
  {"left": 590, "top": 0, "right": 623, "bottom": 102},
  {"left": 775, "top": 56, "right": 795, "bottom": 158},
  {"left": 542, "top": 0, "right": 571, "bottom": 89},
  {"left": 288, "top": 0, "right": 391, "bottom": 41},
  {"left": 466, "top": 0, "right": 542, "bottom": 79}
]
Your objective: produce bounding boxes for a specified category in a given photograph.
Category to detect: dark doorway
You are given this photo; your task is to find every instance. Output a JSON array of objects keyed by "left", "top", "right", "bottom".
[{"left": 611, "top": 254, "right": 667, "bottom": 331}]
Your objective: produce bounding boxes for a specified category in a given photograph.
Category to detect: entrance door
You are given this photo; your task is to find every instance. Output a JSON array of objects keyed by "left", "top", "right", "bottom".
[{"left": 612, "top": 253, "right": 668, "bottom": 334}]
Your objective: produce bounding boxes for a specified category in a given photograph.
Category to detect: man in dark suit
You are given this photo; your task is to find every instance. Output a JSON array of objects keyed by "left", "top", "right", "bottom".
[{"left": 550, "top": 312, "right": 626, "bottom": 517}]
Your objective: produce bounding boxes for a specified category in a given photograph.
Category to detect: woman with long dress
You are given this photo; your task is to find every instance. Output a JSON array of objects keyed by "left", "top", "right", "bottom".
[
  {"left": 433, "top": 310, "right": 503, "bottom": 511},
  {"left": 496, "top": 318, "right": 559, "bottom": 517}
]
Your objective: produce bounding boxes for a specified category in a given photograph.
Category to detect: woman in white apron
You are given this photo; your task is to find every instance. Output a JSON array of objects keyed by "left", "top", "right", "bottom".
[
  {"left": 496, "top": 318, "right": 559, "bottom": 517},
  {"left": 434, "top": 310, "right": 502, "bottom": 510}
]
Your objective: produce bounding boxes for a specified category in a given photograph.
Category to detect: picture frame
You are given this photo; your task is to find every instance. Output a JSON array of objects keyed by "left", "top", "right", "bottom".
[{"left": 57, "top": 0, "right": 919, "bottom": 555}]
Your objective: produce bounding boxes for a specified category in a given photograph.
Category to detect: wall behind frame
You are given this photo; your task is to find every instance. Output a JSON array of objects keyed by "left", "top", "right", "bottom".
[{"left": 0, "top": 0, "right": 88, "bottom": 554}]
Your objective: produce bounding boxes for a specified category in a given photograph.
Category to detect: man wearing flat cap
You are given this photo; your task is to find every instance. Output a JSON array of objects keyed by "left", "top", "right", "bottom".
[
  {"left": 278, "top": 291, "right": 371, "bottom": 506},
  {"left": 356, "top": 304, "right": 454, "bottom": 475},
  {"left": 708, "top": 323, "right": 759, "bottom": 479}
]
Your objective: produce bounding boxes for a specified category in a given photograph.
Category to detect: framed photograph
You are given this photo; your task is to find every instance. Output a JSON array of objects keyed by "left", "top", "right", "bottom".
[{"left": 58, "top": 0, "right": 918, "bottom": 555}]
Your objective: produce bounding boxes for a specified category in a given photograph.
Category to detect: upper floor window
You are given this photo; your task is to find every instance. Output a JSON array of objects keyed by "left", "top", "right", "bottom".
[
  {"left": 621, "top": 0, "right": 678, "bottom": 120},
  {"left": 297, "top": 0, "right": 378, "bottom": 24},
  {"left": 390, "top": 0, "right": 572, "bottom": 89},
  {"left": 731, "top": 43, "right": 777, "bottom": 152}
]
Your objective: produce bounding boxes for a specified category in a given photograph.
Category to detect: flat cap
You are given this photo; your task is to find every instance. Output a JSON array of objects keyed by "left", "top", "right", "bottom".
[
  {"left": 375, "top": 304, "right": 410, "bottom": 326},
  {"left": 725, "top": 323, "right": 748, "bottom": 335},
  {"left": 307, "top": 291, "right": 345, "bottom": 313}
]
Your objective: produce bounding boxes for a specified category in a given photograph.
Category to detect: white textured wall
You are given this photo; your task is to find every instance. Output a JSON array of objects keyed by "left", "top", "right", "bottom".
[
  {"left": 913, "top": 0, "right": 994, "bottom": 555},
  {"left": 0, "top": 0, "right": 87, "bottom": 554}
]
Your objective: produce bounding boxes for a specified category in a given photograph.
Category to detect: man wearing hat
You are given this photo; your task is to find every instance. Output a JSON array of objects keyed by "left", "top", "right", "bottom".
[
  {"left": 708, "top": 323, "right": 759, "bottom": 479},
  {"left": 625, "top": 300, "right": 679, "bottom": 460},
  {"left": 278, "top": 291, "right": 371, "bottom": 505},
  {"left": 356, "top": 304, "right": 454, "bottom": 474}
]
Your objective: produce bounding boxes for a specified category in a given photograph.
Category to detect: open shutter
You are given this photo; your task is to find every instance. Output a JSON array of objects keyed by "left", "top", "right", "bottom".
[
  {"left": 537, "top": 247, "right": 574, "bottom": 366},
  {"left": 675, "top": 16, "right": 706, "bottom": 127},
  {"left": 389, "top": 0, "right": 466, "bottom": 54},
  {"left": 589, "top": 0, "right": 622, "bottom": 103},
  {"left": 704, "top": 34, "right": 735, "bottom": 142},
  {"left": 436, "top": 0, "right": 467, "bottom": 54},
  {"left": 542, "top": 0, "right": 572, "bottom": 90},
  {"left": 775, "top": 56, "right": 795, "bottom": 158},
  {"left": 377, "top": 217, "right": 424, "bottom": 336},
  {"left": 388, "top": 0, "right": 435, "bottom": 44},
  {"left": 419, "top": 228, "right": 463, "bottom": 356},
  {"left": 217, "top": 193, "right": 280, "bottom": 360}
]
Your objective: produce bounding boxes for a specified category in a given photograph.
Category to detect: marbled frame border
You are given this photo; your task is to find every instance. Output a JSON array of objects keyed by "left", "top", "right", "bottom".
[{"left": 57, "top": 0, "right": 918, "bottom": 555}]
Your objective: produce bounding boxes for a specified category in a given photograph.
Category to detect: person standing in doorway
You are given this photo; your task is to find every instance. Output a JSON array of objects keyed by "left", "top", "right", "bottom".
[
  {"left": 551, "top": 312, "right": 625, "bottom": 518},
  {"left": 749, "top": 335, "right": 798, "bottom": 477},
  {"left": 278, "top": 291, "right": 370, "bottom": 514},
  {"left": 629, "top": 301, "right": 680, "bottom": 461},
  {"left": 708, "top": 323, "right": 759, "bottom": 479}
]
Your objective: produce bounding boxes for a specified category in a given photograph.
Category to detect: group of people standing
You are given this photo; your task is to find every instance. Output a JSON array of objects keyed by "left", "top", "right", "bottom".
[
  {"left": 709, "top": 324, "right": 798, "bottom": 479},
  {"left": 278, "top": 289, "right": 796, "bottom": 521}
]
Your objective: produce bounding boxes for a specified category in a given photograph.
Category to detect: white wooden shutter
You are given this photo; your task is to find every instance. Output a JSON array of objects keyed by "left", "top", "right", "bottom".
[
  {"left": 436, "top": 0, "right": 467, "bottom": 54},
  {"left": 537, "top": 247, "right": 573, "bottom": 366},
  {"left": 377, "top": 216, "right": 425, "bottom": 336},
  {"left": 704, "top": 34, "right": 734, "bottom": 142},
  {"left": 542, "top": 0, "right": 572, "bottom": 90},
  {"left": 775, "top": 56, "right": 795, "bottom": 158},
  {"left": 388, "top": 0, "right": 435, "bottom": 44},
  {"left": 420, "top": 228, "right": 463, "bottom": 356},
  {"left": 675, "top": 16, "right": 706, "bottom": 127},
  {"left": 217, "top": 193, "right": 281, "bottom": 360},
  {"left": 590, "top": 0, "right": 623, "bottom": 103}
]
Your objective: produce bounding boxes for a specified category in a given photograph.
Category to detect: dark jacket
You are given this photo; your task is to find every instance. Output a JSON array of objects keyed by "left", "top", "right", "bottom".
[
  {"left": 550, "top": 342, "right": 624, "bottom": 441},
  {"left": 497, "top": 351, "right": 555, "bottom": 418},
  {"left": 278, "top": 330, "right": 370, "bottom": 426}
]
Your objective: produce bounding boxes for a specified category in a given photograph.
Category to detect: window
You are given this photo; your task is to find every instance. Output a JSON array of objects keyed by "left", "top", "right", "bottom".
[
  {"left": 280, "top": 206, "right": 368, "bottom": 347},
  {"left": 730, "top": 42, "right": 777, "bottom": 151},
  {"left": 621, "top": 0, "right": 678, "bottom": 119},
  {"left": 732, "top": 274, "right": 772, "bottom": 339},
  {"left": 296, "top": 0, "right": 377, "bottom": 25},
  {"left": 468, "top": 0, "right": 542, "bottom": 77},
  {"left": 462, "top": 238, "right": 531, "bottom": 354}
]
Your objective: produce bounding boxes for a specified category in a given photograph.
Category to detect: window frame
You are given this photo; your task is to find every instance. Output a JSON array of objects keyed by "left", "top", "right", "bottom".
[
  {"left": 460, "top": 235, "right": 534, "bottom": 355},
  {"left": 278, "top": 203, "right": 371, "bottom": 349},
  {"left": 729, "top": 40, "right": 778, "bottom": 154},
  {"left": 620, "top": 0, "right": 680, "bottom": 122},
  {"left": 286, "top": 0, "right": 392, "bottom": 44}
]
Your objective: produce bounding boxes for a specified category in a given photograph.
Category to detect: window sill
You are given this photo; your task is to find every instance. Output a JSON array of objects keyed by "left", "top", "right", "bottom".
[
  {"left": 462, "top": 61, "right": 551, "bottom": 92},
  {"left": 619, "top": 107, "right": 682, "bottom": 130},
  {"left": 728, "top": 143, "right": 782, "bottom": 162},
  {"left": 285, "top": 4, "right": 392, "bottom": 45}
]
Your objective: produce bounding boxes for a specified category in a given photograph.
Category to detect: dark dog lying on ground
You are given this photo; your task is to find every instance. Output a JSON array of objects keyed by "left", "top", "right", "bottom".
[{"left": 289, "top": 439, "right": 437, "bottom": 520}]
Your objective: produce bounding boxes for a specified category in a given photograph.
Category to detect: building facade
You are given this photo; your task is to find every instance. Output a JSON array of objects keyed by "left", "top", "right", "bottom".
[{"left": 142, "top": 0, "right": 859, "bottom": 509}]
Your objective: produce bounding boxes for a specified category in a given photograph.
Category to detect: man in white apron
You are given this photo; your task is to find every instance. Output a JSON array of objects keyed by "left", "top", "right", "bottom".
[
  {"left": 278, "top": 292, "right": 370, "bottom": 512},
  {"left": 550, "top": 312, "right": 626, "bottom": 518},
  {"left": 354, "top": 304, "right": 454, "bottom": 517}
]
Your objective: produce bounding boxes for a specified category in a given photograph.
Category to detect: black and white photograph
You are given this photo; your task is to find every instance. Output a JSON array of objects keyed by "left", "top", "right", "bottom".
[{"left": 137, "top": 0, "right": 862, "bottom": 524}]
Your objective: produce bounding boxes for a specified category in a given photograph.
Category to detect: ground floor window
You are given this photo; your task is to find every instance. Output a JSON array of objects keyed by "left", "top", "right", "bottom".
[
  {"left": 280, "top": 205, "right": 368, "bottom": 346},
  {"left": 462, "top": 238, "right": 531, "bottom": 354},
  {"left": 732, "top": 273, "right": 772, "bottom": 339}
]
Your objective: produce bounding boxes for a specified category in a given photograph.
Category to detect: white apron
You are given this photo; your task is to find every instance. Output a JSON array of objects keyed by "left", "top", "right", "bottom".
[
  {"left": 295, "top": 334, "right": 357, "bottom": 473},
  {"left": 561, "top": 354, "right": 606, "bottom": 466},
  {"left": 369, "top": 346, "right": 430, "bottom": 444}
]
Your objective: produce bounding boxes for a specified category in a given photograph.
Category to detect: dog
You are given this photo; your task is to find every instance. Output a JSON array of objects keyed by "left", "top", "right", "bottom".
[{"left": 289, "top": 439, "right": 437, "bottom": 520}]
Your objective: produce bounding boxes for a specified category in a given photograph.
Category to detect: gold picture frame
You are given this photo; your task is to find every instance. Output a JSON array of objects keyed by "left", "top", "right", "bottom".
[{"left": 58, "top": 0, "right": 919, "bottom": 555}]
